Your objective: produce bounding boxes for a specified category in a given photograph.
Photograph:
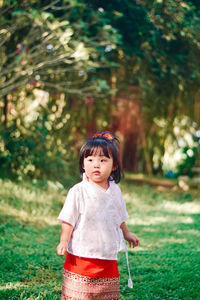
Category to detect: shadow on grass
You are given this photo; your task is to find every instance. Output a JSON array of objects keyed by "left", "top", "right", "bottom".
[
  {"left": 118, "top": 213, "right": 200, "bottom": 299},
  {"left": 0, "top": 214, "right": 64, "bottom": 299},
  {"left": 1, "top": 180, "right": 200, "bottom": 300}
]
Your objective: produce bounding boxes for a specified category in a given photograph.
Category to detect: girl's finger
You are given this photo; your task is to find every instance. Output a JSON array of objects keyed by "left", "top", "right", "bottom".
[
  {"left": 57, "top": 247, "right": 65, "bottom": 256},
  {"left": 61, "top": 248, "right": 65, "bottom": 255}
]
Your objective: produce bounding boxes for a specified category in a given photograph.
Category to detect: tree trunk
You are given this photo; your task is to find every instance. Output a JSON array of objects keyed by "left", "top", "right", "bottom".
[
  {"left": 2, "top": 95, "right": 8, "bottom": 127},
  {"left": 110, "top": 86, "right": 148, "bottom": 172},
  {"left": 194, "top": 91, "right": 200, "bottom": 122},
  {"left": 140, "top": 125, "right": 153, "bottom": 174}
]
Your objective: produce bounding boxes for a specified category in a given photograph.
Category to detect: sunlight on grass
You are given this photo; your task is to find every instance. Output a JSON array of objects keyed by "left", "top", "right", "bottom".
[
  {"left": 0, "top": 179, "right": 45, "bottom": 203},
  {"left": 0, "top": 179, "right": 66, "bottom": 226},
  {"left": 123, "top": 192, "right": 152, "bottom": 212},
  {"left": 1, "top": 178, "right": 200, "bottom": 299},
  {"left": 0, "top": 282, "right": 24, "bottom": 291},
  {"left": 163, "top": 201, "right": 200, "bottom": 214},
  {"left": 161, "top": 237, "right": 187, "bottom": 244},
  {"left": 177, "top": 229, "right": 200, "bottom": 237},
  {"left": 127, "top": 215, "right": 194, "bottom": 226},
  {"left": 0, "top": 204, "right": 58, "bottom": 226}
]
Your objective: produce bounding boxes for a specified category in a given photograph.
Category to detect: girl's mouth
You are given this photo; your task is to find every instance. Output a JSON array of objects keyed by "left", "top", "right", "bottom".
[{"left": 93, "top": 171, "right": 100, "bottom": 175}]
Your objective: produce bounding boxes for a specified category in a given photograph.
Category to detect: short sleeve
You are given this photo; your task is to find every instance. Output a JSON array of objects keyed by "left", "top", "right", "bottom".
[
  {"left": 118, "top": 187, "right": 129, "bottom": 224},
  {"left": 58, "top": 188, "right": 80, "bottom": 227}
]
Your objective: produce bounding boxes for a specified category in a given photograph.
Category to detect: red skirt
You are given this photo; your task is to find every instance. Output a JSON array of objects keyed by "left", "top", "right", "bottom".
[{"left": 62, "top": 252, "right": 120, "bottom": 299}]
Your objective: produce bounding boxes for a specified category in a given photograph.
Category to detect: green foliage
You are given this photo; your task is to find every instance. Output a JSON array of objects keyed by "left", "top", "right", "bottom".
[
  {"left": 0, "top": 0, "right": 121, "bottom": 180},
  {"left": 0, "top": 0, "right": 120, "bottom": 100},
  {"left": 0, "top": 178, "right": 200, "bottom": 299},
  {"left": 0, "top": 109, "right": 80, "bottom": 185},
  {"left": 91, "top": 0, "right": 200, "bottom": 97},
  {"left": 138, "top": 0, "right": 200, "bottom": 101},
  {"left": 156, "top": 116, "right": 199, "bottom": 177},
  {"left": 86, "top": 1, "right": 200, "bottom": 175},
  {"left": 1, "top": 0, "right": 200, "bottom": 178}
]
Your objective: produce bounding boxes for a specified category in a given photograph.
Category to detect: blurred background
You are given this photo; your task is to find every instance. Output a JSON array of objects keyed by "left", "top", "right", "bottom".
[
  {"left": 1, "top": 0, "right": 200, "bottom": 186},
  {"left": 1, "top": 2, "right": 200, "bottom": 299}
]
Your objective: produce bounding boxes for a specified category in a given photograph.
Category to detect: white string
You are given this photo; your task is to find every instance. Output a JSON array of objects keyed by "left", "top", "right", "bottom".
[{"left": 125, "top": 249, "right": 133, "bottom": 288}]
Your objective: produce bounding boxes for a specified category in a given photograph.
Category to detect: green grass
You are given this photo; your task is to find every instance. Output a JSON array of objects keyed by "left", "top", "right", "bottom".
[{"left": 0, "top": 177, "right": 200, "bottom": 299}]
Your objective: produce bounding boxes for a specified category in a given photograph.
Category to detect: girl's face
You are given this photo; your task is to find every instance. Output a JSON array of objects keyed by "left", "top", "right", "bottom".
[{"left": 82, "top": 147, "right": 115, "bottom": 190}]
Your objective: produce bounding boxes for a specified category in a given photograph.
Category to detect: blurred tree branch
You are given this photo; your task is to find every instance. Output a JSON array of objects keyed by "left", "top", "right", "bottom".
[{"left": 0, "top": 0, "right": 118, "bottom": 100}]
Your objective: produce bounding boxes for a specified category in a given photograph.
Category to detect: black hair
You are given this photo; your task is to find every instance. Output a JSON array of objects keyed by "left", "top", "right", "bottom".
[{"left": 79, "top": 132, "right": 121, "bottom": 183}]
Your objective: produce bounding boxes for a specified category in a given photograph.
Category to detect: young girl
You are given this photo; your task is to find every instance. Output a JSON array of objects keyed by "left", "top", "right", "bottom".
[{"left": 57, "top": 131, "right": 140, "bottom": 299}]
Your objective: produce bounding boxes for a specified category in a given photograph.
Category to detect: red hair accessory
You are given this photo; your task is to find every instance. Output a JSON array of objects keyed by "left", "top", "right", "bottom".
[{"left": 93, "top": 132, "right": 115, "bottom": 141}]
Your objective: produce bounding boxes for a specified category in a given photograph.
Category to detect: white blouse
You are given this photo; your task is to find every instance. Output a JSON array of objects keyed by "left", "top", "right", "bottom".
[{"left": 58, "top": 174, "right": 129, "bottom": 260}]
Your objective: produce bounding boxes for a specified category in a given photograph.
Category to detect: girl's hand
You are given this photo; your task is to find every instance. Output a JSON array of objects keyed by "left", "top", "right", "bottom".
[
  {"left": 124, "top": 232, "right": 140, "bottom": 248},
  {"left": 120, "top": 222, "right": 140, "bottom": 248},
  {"left": 57, "top": 221, "right": 73, "bottom": 256},
  {"left": 57, "top": 242, "right": 67, "bottom": 256}
]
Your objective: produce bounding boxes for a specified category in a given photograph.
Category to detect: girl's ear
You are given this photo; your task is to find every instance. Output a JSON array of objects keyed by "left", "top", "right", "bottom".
[
  {"left": 82, "top": 162, "right": 85, "bottom": 170},
  {"left": 112, "top": 164, "right": 118, "bottom": 171}
]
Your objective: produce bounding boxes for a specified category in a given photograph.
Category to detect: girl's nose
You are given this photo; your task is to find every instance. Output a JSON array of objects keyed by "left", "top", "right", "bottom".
[{"left": 94, "top": 160, "right": 100, "bottom": 167}]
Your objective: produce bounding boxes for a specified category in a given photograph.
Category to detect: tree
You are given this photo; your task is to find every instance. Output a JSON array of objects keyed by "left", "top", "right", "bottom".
[
  {"left": 0, "top": 0, "right": 119, "bottom": 181},
  {"left": 1, "top": 0, "right": 200, "bottom": 180},
  {"left": 0, "top": 0, "right": 119, "bottom": 124},
  {"left": 89, "top": 0, "right": 200, "bottom": 173}
]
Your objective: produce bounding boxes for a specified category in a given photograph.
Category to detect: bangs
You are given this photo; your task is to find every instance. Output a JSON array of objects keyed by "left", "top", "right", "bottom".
[{"left": 83, "top": 140, "right": 110, "bottom": 158}]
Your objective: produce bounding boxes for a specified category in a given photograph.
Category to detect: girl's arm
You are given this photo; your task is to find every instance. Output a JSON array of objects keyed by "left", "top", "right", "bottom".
[
  {"left": 57, "top": 221, "right": 73, "bottom": 256},
  {"left": 120, "top": 222, "right": 140, "bottom": 248}
]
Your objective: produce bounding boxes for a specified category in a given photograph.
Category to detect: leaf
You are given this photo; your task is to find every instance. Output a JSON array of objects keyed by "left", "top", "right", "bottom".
[{"left": 12, "top": 10, "right": 22, "bottom": 16}]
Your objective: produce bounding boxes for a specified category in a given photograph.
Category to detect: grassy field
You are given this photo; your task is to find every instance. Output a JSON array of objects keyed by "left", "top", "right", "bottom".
[{"left": 0, "top": 177, "right": 200, "bottom": 299}]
